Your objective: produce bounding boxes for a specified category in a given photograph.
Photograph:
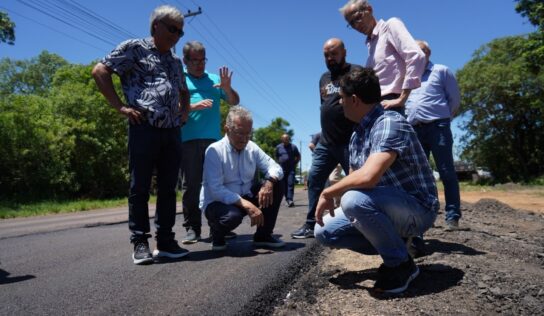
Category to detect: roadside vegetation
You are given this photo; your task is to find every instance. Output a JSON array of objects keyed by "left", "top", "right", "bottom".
[{"left": 0, "top": 195, "right": 165, "bottom": 219}]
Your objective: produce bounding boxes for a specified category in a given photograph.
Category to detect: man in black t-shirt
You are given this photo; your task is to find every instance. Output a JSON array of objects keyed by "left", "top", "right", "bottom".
[{"left": 291, "top": 38, "right": 357, "bottom": 239}]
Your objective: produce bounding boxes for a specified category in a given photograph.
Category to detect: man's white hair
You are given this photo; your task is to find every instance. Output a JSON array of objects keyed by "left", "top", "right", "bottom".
[
  {"left": 150, "top": 5, "right": 183, "bottom": 36},
  {"left": 226, "top": 106, "right": 253, "bottom": 128},
  {"left": 339, "top": 0, "right": 370, "bottom": 15}
]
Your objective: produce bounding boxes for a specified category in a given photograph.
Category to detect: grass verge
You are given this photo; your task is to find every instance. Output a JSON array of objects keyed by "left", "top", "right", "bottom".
[{"left": 0, "top": 195, "right": 166, "bottom": 219}]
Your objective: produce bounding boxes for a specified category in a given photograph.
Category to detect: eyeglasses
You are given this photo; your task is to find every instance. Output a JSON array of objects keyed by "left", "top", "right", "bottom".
[
  {"left": 229, "top": 128, "right": 252, "bottom": 139},
  {"left": 346, "top": 10, "right": 367, "bottom": 29},
  {"left": 159, "top": 20, "right": 184, "bottom": 37},
  {"left": 186, "top": 57, "right": 208, "bottom": 66}
]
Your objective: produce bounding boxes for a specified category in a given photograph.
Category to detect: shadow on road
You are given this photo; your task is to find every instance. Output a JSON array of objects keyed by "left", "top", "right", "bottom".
[
  {"left": 0, "top": 268, "right": 35, "bottom": 285},
  {"left": 425, "top": 239, "right": 486, "bottom": 256},
  {"left": 153, "top": 234, "right": 307, "bottom": 263},
  {"left": 329, "top": 263, "right": 464, "bottom": 298}
]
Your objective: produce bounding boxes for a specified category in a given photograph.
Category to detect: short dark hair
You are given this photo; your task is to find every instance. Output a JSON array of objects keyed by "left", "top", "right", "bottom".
[{"left": 339, "top": 66, "right": 381, "bottom": 104}]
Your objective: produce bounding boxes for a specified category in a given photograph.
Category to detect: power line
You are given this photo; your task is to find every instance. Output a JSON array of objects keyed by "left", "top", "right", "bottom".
[
  {"left": 60, "top": 0, "right": 137, "bottom": 39},
  {"left": 1, "top": 6, "right": 108, "bottom": 53},
  {"left": 31, "top": 0, "right": 123, "bottom": 44},
  {"left": 186, "top": 0, "right": 305, "bottom": 125},
  {"left": 17, "top": 0, "right": 118, "bottom": 46}
]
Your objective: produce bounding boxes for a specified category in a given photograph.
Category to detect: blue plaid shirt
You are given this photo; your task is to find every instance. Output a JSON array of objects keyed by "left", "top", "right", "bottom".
[{"left": 349, "top": 105, "right": 439, "bottom": 211}]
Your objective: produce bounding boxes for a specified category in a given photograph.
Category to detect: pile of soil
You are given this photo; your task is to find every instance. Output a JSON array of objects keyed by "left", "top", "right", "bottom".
[{"left": 273, "top": 199, "right": 544, "bottom": 315}]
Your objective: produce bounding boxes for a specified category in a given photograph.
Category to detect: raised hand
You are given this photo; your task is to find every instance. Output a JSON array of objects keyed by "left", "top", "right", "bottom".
[{"left": 213, "top": 66, "right": 233, "bottom": 91}]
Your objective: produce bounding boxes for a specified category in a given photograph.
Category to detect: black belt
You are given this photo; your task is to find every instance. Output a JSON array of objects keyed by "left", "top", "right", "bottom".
[
  {"left": 381, "top": 93, "right": 401, "bottom": 101},
  {"left": 412, "top": 118, "right": 450, "bottom": 127}
]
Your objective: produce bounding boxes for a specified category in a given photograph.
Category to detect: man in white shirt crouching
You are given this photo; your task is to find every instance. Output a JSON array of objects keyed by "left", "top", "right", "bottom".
[{"left": 200, "top": 106, "right": 285, "bottom": 251}]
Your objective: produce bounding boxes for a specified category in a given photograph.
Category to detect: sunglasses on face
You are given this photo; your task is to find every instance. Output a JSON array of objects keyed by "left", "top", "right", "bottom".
[
  {"left": 159, "top": 20, "right": 184, "bottom": 37},
  {"left": 346, "top": 10, "right": 367, "bottom": 29}
]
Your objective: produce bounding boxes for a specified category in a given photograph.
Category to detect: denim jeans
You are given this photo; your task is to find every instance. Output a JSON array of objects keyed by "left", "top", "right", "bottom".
[
  {"left": 315, "top": 186, "right": 436, "bottom": 266},
  {"left": 128, "top": 123, "right": 182, "bottom": 243},
  {"left": 414, "top": 119, "right": 461, "bottom": 221},
  {"left": 181, "top": 139, "right": 215, "bottom": 235},
  {"left": 204, "top": 180, "right": 284, "bottom": 239},
  {"left": 306, "top": 142, "right": 350, "bottom": 225},
  {"left": 282, "top": 169, "right": 296, "bottom": 202}
]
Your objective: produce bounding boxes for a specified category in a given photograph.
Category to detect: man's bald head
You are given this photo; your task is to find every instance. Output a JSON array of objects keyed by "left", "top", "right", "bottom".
[
  {"left": 324, "top": 38, "right": 345, "bottom": 51},
  {"left": 323, "top": 38, "right": 347, "bottom": 74}
]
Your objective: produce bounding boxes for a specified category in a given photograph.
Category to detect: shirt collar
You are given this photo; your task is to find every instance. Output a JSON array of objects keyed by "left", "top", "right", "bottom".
[
  {"left": 426, "top": 61, "right": 434, "bottom": 72},
  {"left": 358, "top": 104, "right": 383, "bottom": 131},
  {"left": 145, "top": 37, "right": 173, "bottom": 56},
  {"left": 222, "top": 135, "right": 245, "bottom": 154},
  {"left": 185, "top": 70, "right": 209, "bottom": 80},
  {"left": 366, "top": 19, "right": 384, "bottom": 43}
]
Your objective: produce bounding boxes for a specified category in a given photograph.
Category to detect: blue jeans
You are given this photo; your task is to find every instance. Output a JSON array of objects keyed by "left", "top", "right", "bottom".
[
  {"left": 282, "top": 169, "right": 296, "bottom": 202},
  {"left": 314, "top": 186, "right": 437, "bottom": 266},
  {"left": 306, "top": 142, "right": 349, "bottom": 225},
  {"left": 181, "top": 139, "right": 215, "bottom": 235},
  {"left": 414, "top": 119, "right": 460, "bottom": 221},
  {"left": 204, "top": 181, "right": 284, "bottom": 239},
  {"left": 128, "top": 123, "right": 182, "bottom": 243}
]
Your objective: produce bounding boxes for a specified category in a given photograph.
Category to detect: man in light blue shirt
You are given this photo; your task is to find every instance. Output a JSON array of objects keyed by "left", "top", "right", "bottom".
[
  {"left": 405, "top": 40, "right": 461, "bottom": 229},
  {"left": 180, "top": 41, "right": 240, "bottom": 244},
  {"left": 200, "top": 106, "right": 285, "bottom": 251}
]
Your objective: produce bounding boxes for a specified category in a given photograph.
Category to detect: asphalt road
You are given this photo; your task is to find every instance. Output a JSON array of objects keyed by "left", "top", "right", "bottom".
[{"left": 0, "top": 189, "right": 316, "bottom": 315}]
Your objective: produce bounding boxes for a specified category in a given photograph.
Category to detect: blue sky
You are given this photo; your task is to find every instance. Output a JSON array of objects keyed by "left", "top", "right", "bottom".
[{"left": 1, "top": 0, "right": 536, "bottom": 171}]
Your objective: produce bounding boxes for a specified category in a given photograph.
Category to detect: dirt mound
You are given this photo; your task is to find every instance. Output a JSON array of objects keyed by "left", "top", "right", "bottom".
[{"left": 273, "top": 199, "right": 544, "bottom": 315}]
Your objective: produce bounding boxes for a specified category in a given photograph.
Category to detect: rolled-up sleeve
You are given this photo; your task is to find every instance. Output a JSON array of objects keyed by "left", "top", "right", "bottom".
[
  {"left": 444, "top": 67, "right": 461, "bottom": 115},
  {"left": 202, "top": 147, "right": 241, "bottom": 205},
  {"left": 388, "top": 18, "right": 426, "bottom": 90},
  {"left": 101, "top": 40, "right": 136, "bottom": 76},
  {"left": 255, "top": 147, "right": 283, "bottom": 181}
]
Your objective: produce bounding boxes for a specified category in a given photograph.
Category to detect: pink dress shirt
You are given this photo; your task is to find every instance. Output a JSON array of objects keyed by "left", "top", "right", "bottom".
[{"left": 366, "top": 18, "right": 426, "bottom": 96}]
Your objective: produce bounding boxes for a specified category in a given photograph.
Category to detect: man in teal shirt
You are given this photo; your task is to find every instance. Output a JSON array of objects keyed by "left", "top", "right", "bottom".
[{"left": 181, "top": 41, "right": 240, "bottom": 244}]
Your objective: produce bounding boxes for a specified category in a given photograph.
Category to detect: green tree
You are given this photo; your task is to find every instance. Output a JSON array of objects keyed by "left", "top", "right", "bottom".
[
  {"left": 0, "top": 11, "right": 15, "bottom": 45},
  {"left": 0, "top": 51, "right": 68, "bottom": 96},
  {"left": 219, "top": 99, "right": 229, "bottom": 136},
  {"left": 0, "top": 94, "right": 76, "bottom": 198},
  {"left": 515, "top": 0, "right": 544, "bottom": 73},
  {"left": 253, "top": 117, "right": 293, "bottom": 159},
  {"left": 456, "top": 36, "right": 544, "bottom": 182},
  {"left": 50, "top": 63, "right": 129, "bottom": 198},
  {"left": 0, "top": 53, "right": 129, "bottom": 200}
]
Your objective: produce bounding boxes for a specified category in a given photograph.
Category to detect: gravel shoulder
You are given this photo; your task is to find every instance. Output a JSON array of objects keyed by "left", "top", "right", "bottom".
[{"left": 273, "top": 197, "right": 544, "bottom": 315}]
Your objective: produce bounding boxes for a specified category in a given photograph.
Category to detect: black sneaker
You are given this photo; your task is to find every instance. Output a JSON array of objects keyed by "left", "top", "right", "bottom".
[
  {"left": 287, "top": 200, "right": 295, "bottom": 208},
  {"left": 224, "top": 231, "right": 237, "bottom": 240},
  {"left": 373, "top": 257, "right": 419, "bottom": 294},
  {"left": 445, "top": 219, "right": 460, "bottom": 231},
  {"left": 253, "top": 235, "right": 285, "bottom": 248},
  {"left": 291, "top": 224, "right": 314, "bottom": 239},
  {"left": 132, "top": 240, "right": 153, "bottom": 265},
  {"left": 153, "top": 239, "right": 189, "bottom": 259},
  {"left": 182, "top": 228, "right": 201, "bottom": 244},
  {"left": 212, "top": 239, "right": 227, "bottom": 251},
  {"left": 405, "top": 236, "right": 426, "bottom": 258}
]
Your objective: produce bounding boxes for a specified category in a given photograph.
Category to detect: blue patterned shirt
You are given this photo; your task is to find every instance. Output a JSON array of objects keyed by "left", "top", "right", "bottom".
[
  {"left": 101, "top": 38, "right": 187, "bottom": 128},
  {"left": 349, "top": 105, "right": 439, "bottom": 211}
]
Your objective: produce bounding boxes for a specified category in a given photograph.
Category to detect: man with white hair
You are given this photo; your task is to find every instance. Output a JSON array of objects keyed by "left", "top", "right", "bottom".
[
  {"left": 340, "top": 0, "right": 426, "bottom": 116},
  {"left": 92, "top": 5, "right": 190, "bottom": 265},
  {"left": 200, "top": 106, "right": 285, "bottom": 251}
]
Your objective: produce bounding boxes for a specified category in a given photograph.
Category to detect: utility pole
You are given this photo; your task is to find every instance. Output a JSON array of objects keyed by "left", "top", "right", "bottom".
[
  {"left": 184, "top": 7, "right": 203, "bottom": 18},
  {"left": 173, "top": 7, "right": 203, "bottom": 54}
]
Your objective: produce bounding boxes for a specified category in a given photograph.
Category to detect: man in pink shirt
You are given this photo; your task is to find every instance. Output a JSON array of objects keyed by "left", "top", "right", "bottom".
[{"left": 340, "top": 0, "right": 426, "bottom": 116}]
